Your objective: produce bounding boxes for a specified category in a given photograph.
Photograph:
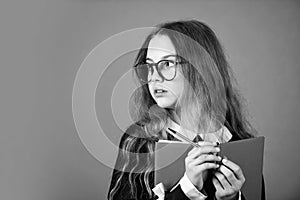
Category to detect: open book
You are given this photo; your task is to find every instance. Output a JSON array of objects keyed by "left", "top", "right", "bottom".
[{"left": 154, "top": 136, "right": 265, "bottom": 200}]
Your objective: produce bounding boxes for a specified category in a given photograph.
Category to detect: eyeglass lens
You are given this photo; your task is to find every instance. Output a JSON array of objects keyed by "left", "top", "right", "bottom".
[{"left": 136, "top": 60, "right": 176, "bottom": 83}]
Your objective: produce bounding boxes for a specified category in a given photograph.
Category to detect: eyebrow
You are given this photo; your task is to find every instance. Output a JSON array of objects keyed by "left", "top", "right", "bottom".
[{"left": 146, "top": 54, "right": 177, "bottom": 62}]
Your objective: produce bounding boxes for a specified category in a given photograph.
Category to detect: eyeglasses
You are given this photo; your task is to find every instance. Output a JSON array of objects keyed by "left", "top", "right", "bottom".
[{"left": 134, "top": 57, "right": 187, "bottom": 83}]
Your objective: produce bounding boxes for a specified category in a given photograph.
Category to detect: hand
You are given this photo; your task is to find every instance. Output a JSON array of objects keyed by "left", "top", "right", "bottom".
[
  {"left": 212, "top": 157, "right": 245, "bottom": 200},
  {"left": 185, "top": 141, "right": 221, "bottom": 191}
]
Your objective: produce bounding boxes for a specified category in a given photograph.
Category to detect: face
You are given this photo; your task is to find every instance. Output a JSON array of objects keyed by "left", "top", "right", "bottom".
[{"left": 146, "top": 35, "right": 185, "bottom": 109}]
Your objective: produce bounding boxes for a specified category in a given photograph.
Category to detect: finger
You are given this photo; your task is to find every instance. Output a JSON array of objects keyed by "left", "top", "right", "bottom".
[
  {"left": 189, "top": 146, "right": 220, "bottom": 159},
  {"left": 187, "top": 141, "right": 215, "bottom": 156},
  {"left": 218, "top": 165, "right": 238, "bottom": 186},
  {"left": 197, "top": 141, "right": 216, "bottom": 146},
  {"left": 212, "top": 177, "right": 225, "bottom": 191},
  {"left": 222, "top": 158, "right": 245, "bottom": 181},
  {"left": 191, "top": 154, "right": 222, "bottom": 166},
  {"left": 187, "top": 147, "right": 198, "bottom": 156},
  {"left": 194, "top": 162, "right": 220, "bottom": 172},
  {"left": 187, "top": 147, "right": 202, "bottom": 158},
  {"left": 214, "top": 171, "right": 232, "bottom": 190}
]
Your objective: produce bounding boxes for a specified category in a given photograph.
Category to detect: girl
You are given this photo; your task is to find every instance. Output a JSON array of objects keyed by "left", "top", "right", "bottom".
[{"left": 107, "top": 20, "right": 265, "bottom": 200}]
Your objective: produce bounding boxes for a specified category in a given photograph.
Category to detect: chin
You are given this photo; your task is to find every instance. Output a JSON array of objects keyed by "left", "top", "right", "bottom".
[{"left": 156, "top": 99, "right": 176, "bottom": 109}]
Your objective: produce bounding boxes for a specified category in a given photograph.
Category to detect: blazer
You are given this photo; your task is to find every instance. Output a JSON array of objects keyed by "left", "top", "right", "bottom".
[{"left": 107, "top": 123, "right": 266, "bottom": 200}]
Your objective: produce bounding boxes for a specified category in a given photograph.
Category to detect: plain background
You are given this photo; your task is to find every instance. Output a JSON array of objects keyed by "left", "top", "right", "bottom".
[{"left": 1, "top": 0, "right": 300, "bottom": 199}]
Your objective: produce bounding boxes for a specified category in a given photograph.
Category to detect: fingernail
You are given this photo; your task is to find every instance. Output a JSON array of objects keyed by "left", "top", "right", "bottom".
[
  {"left": 218, "top": 156, "right": 222, "bottom": 161},
  {"left": 216, "top": 147, "right": 220, "bottom": 152},
  {"left": 222, "top": 158, "right": 227, "bottom": 163}
]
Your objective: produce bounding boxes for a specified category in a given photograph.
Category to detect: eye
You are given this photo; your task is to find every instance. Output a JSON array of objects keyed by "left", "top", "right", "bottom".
[{"left": 160, "top": 60, "right": 175, "bottom": 69}]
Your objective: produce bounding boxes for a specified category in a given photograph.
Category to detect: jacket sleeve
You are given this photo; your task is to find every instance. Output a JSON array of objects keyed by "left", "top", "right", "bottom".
[{"left": 107, "top": 124, "right": 193, "bottom": 200}]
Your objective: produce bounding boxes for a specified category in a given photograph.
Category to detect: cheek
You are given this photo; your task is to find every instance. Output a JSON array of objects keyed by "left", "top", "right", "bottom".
[{"left": 147, "top": 84, "right": 155, "bottom": 98}]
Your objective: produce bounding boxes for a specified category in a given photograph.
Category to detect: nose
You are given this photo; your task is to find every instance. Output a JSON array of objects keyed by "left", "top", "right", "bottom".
[{"left": 150, "top": 65, "right": 163, "bottom": 82}]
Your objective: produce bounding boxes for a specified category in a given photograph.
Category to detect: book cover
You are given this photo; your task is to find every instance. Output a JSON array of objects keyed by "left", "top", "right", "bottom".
[{"left": 154, "top": 137, "right": 265, "bottom": 199}]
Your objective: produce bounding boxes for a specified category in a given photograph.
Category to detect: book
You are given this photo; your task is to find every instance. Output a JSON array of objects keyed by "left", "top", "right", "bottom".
[{"left": 154, "top": 136, "right": 265, "bottom": 200}]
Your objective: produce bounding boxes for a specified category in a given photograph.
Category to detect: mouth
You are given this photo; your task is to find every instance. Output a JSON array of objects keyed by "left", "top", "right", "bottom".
[
  {"left": 154, "top": 89, "right": 168, "bottom": 94},
  {"left": 154, "top": 89, "right": 168, "bottom": 97}
]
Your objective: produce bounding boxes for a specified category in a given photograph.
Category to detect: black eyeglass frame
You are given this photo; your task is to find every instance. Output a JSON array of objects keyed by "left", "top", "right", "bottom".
[{"left": 134, "top": 58, "right": 188, "bottom": 83}]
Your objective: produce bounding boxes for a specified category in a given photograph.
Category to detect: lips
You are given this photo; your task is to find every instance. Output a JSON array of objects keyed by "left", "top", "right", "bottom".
[
  {"left": 153, "top": 88, "right": 168, "bottom": 97},
  {"left": 154, "top": 89, "right": 168, "bottom": 93}
]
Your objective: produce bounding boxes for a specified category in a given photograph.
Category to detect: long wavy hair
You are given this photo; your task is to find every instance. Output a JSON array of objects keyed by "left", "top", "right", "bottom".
[{"left": 108, "top": 19, "right": 256, "bottom": 199}]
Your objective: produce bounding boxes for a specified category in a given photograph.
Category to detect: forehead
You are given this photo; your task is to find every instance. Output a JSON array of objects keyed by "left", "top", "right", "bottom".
[{"left": 146, "top": 35, "right": 176, "bottom": 62}]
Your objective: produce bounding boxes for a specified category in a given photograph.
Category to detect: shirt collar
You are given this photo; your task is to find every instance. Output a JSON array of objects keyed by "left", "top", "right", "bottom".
[{"left": 166, "top": 118, "right": 232, "bottom": 143}]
